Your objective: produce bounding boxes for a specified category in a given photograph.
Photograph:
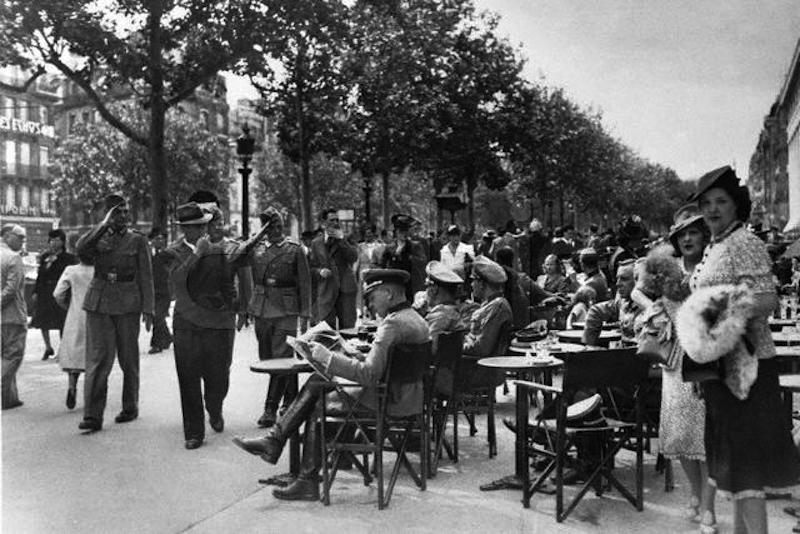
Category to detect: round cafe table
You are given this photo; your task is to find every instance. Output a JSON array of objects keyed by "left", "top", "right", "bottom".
[
  {"left": 557, "top": 329, "right": 622, "bottom": 346},
  {"left": 250, "top": 357, "right": 313, "bottom": 486},
  {"left": 477, "top": 356, "right": 563, "bottom": 493},
  {"left": 570, "top": 321, "right": 619, "bottom": 331},
  {"left": 509, "top": 341, "right": 586, "bottom": 355}
]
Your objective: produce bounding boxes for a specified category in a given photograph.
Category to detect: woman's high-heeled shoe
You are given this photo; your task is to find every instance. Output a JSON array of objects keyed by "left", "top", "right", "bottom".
[{"left": 699, "top": 510, "right": 717, "bottom": 534}]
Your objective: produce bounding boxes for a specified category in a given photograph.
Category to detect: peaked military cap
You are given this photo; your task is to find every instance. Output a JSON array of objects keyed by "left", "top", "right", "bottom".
[
  {"left": 472, "top": 255, "right": 507, "bottom": 284},
  {"left": 391, "top": 213, "right": 418, "bottom": 231},
  {"left": 259, "top": 206, "right": 284, "bottom": 226},
  {"left": 362, "top": 269, "right": 410, "bottom": 295},
  {"left": 425, "top": 260, "right": 463, "bottom": 285}
]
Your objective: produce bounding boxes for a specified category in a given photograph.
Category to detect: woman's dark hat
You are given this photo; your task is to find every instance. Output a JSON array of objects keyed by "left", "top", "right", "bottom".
[
  {"left": 617, "top": 215, "right": 647, "bottom": 241},
  {"left": 668, "top": 203, "right": 706, "bottom": 249},
  {"left": 391, "top": 213, "right": 417, "bottom": 231},
  {"left": 176, "top": 202, "right": 213, "bottom": 225},
  {"left": 688, "top": 166, "right": 739, "bottom": 202}
]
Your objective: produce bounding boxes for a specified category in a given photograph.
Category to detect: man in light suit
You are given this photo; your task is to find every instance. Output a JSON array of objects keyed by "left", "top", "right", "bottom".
[
  {"left": 233, "top": 269, "right": 431, "bottom": 501},
  {"left": 308, "top": 208, "right": 358, "bottom": 329},
  {"left": 1, "top": 224, "right": 27, "bottom": 409}
]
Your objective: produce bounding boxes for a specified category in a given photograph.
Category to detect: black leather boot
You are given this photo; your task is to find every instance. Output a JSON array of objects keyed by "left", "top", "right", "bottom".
[
  {"left": 235, "top": 381, "right": 320, "bottom": 464},
  {"left": 273, "top": 419, "right": 321, "bottom": 501}
]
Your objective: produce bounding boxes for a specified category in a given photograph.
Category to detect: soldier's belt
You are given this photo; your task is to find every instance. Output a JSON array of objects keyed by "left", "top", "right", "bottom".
[
  {"left": 94, "top": 273, "right": 135, "bottom": 283},
  {"left": 256, "top": 280, "right": 296, "bottom": 289}
]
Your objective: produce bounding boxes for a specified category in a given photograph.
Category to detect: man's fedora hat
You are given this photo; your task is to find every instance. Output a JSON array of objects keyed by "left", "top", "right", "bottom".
[{"left": 176, "top": 202, "right": 212, "bottom": 225}]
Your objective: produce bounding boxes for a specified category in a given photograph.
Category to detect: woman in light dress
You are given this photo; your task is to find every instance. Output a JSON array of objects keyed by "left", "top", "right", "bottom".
[{"left": 53, "top": 251, "right": 94, "bottom": 410}]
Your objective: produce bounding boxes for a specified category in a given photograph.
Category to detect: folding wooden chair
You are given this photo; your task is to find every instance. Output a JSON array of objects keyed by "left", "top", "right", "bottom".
[
  {"left": 318, "top": 341, "right": 432, "bottom": 509},
  {"left": 429, "top": 330, "right": 466, "bottom": 476},
  {"left": 514, "top": 347, "right": 649, "bottom": 522},
  {"left": 459, "top": 320, "right": 512, "bottom": 458}
]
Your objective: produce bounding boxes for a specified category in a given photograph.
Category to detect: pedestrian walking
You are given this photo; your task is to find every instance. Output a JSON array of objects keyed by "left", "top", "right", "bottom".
[
  {"left": 1, "top": 224, "right": 27, "bottom": 410},
  {"left": 165, "top": 202, "right": 242, "bottom": 449},
  {"left": 53, "top": 250, "right": 94, "bottom": 410},
  {"left": 31, "top": 229, "right": 76, "bottom": 360},
  {"left": 230, "top": 207, "right": 311, "bottom": 428},
  {"left": 75, "top": 194, "right": 154, "bottom": 432},
  {"left": 148, "top": 227, "right": 173, "bottom": 354}
]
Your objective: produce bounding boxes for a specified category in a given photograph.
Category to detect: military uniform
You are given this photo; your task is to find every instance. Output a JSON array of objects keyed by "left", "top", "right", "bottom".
[
  {"left": 234, "top": 235, "right": 311, "bottom": 424},
  {"left": 77, "top": 224, "right": 154, "bottom": 425}
]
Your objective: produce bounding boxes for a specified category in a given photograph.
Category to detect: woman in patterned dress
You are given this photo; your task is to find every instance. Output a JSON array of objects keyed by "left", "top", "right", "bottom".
[
  {"left": 659, "top": 204, "right": 716, "bottom": 532},
  {"left": 688, "top": 166, "right": 800, "bottom": 534}
]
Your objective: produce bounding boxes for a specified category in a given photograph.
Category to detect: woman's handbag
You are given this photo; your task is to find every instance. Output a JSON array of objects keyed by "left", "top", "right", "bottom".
[{"left": 681, "top": 352, "right": 722, "bottom": 383}]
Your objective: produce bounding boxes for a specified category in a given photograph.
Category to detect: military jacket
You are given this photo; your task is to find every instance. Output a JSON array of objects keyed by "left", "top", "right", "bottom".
[
  {"left": 77, "top": 226, "right": 154, "bottom": 316},
  {"left": 462, "top": 294, "right": 512, "bottom": 357},
  {"left": 235, "top": 238, "right": 311, "bottom": 320}
]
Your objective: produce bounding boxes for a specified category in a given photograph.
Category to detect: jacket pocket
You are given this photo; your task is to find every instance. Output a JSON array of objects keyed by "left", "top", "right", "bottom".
[{"left": 282, "top": 289, "right": 299, "bottom": 315}]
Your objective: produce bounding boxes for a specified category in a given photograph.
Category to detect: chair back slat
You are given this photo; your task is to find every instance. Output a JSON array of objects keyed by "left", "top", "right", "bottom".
[
  {"left": 386, "top": 341, "right": 433, "bottom": 385},
  {"left": 433, "top": 331, "right": 465, "bottom": 371},
  {"left": 561, "top": 347, "right": 649, "bottom": 391}
]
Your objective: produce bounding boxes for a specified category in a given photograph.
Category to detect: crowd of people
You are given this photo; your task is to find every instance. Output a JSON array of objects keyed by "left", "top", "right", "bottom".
[{"left": 3, "top": 164, "right": 800, "bottom": 532}]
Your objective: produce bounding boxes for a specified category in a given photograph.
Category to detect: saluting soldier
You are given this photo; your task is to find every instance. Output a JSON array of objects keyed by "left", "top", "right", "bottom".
[
  {"left": 76, "top": 194, "right": 154, "bottom": 432},
  {"left": 230, "top": 207, "right": 312, "bottom": 428}
]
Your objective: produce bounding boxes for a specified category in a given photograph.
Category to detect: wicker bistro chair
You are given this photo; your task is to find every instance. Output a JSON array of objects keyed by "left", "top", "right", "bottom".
[
  {"left": 514, "top": 347, "right": 650, "bottom": 522},
  {"left": 429, "top": 330, "right": 467, "bottom": 476},
  {"left": 318, "top": 341, "right": 433, "bottom": 510},
  {"left": 457, "top": 320, "right": 513, "bottom": 458}
]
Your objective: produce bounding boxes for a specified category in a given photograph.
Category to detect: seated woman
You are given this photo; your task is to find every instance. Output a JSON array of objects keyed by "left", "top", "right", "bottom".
[
  {"left": 566, "top": 285, "right": 596, "bottom": 329},
  {"left": 537, "top": 253, "right": 573, "bottom": 294}
]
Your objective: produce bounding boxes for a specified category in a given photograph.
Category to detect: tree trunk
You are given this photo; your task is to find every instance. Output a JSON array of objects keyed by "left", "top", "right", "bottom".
[
  {"left": 295, "top": 42, "right": 312, "bottom": 231},
  {"left": 466, "top": 183, "right": 475, "bottom": 228},
  {"left": 147, "top": 3, "right": 168, "bottom": 230},
  {"left": 382, "top": 172, "right": 390, "bottom": 229}
]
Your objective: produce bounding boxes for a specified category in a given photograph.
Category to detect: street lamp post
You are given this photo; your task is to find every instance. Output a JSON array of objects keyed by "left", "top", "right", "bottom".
[{"left": 236, "top": 123, "right": 255, "bottom": 238}]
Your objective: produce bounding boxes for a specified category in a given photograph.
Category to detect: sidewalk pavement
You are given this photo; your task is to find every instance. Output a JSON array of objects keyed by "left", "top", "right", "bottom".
[{"left": 3, "top": 324, "right": 798, "bottom": 533}]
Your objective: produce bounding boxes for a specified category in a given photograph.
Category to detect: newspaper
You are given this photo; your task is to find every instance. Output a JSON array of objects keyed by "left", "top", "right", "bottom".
[{"left": 285, "top": 321, "right": 351, "bottom": 381}]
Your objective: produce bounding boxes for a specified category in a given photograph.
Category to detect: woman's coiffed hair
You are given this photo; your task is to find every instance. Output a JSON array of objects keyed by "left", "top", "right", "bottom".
[{"left": 641, "top": 244, "right": 688, "bottom": 302}]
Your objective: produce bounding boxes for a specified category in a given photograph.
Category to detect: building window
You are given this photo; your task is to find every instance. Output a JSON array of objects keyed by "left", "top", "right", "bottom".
[
  {"left": 68, "top": 113, "right": 76, "bottom": 132},
  {"left": 2, "top": 96, "right": 13, "bottom": 119},
  {"left": 4, "top": 140, "right": 15, "bottom": 175},
  {"left": 19, "top": 142, "right": 29, "bottom": 166},
  {"left": 5, "top": 184, "right": 14, "bottom": 209},
  {"left": 216, "top": 112, "right": 225, "bottom": 132},
  {"left": 31, "top": 186, "right": 40, "bottom": 211},
  {"left": 20, "top": 185, "right": 29, "bottom": 209},
  {"left": 41, "top": 188, "right": 49, "bottom": 212},
  {"left": 18, "top": 100, "right": 27, "bottom": 121},
  {"left": 39, "top": 146, "right": 49, "bottom": 167},
  {"left": 40, "top": 106, "right": 48, "bottom": 125},
  {"left": 81, "top": 110, "right": 90, "bottom": 123},
  {"left": 200, "top": 109, "right": 209, "bottom": 130}
]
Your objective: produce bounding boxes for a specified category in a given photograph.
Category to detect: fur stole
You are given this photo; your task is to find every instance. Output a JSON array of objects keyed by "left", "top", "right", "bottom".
[{"left": 676, "top": 284, "right": 758, "bottom": 400}]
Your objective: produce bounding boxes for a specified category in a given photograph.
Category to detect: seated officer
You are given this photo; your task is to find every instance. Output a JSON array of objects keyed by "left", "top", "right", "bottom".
[
  {"left": 423, "top": 260, "right": 467, "bottom": 354},
  {"left": 461, "top": 256, "right": 513, "bottom": 388},
  {"left": 581, "top": 259, "right": 640, "bottom": 346},
  {"left": 232, "top": 269, "right": 430, "bottom": 501}
]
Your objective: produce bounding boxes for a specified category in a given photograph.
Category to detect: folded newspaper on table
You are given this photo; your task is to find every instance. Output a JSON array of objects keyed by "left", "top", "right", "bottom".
[{"left": 285, "top": 321, "right": 347, "bottom": 381}]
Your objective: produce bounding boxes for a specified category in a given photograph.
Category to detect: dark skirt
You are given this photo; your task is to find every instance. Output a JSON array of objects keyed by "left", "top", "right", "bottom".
[
  {"left": 703, "top": 358, "right": 800, "bottom": 498},
  {"left": 30, "top": 290, "right": 67, "bottom": 330}
]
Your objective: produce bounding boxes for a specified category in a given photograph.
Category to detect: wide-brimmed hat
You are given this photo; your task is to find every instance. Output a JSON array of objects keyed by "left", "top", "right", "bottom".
[
  {"left": 176, "top": 202, "right": 212, "bottom": 225},
  {"left": 668, "top": 203, "right": 706, "bottom": 249},
  {"left": 688, "top": 165, "right": 740, "bottom": 202},
  {"left": 446, "top": 224, "right": 460, "bottom": 235}
]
